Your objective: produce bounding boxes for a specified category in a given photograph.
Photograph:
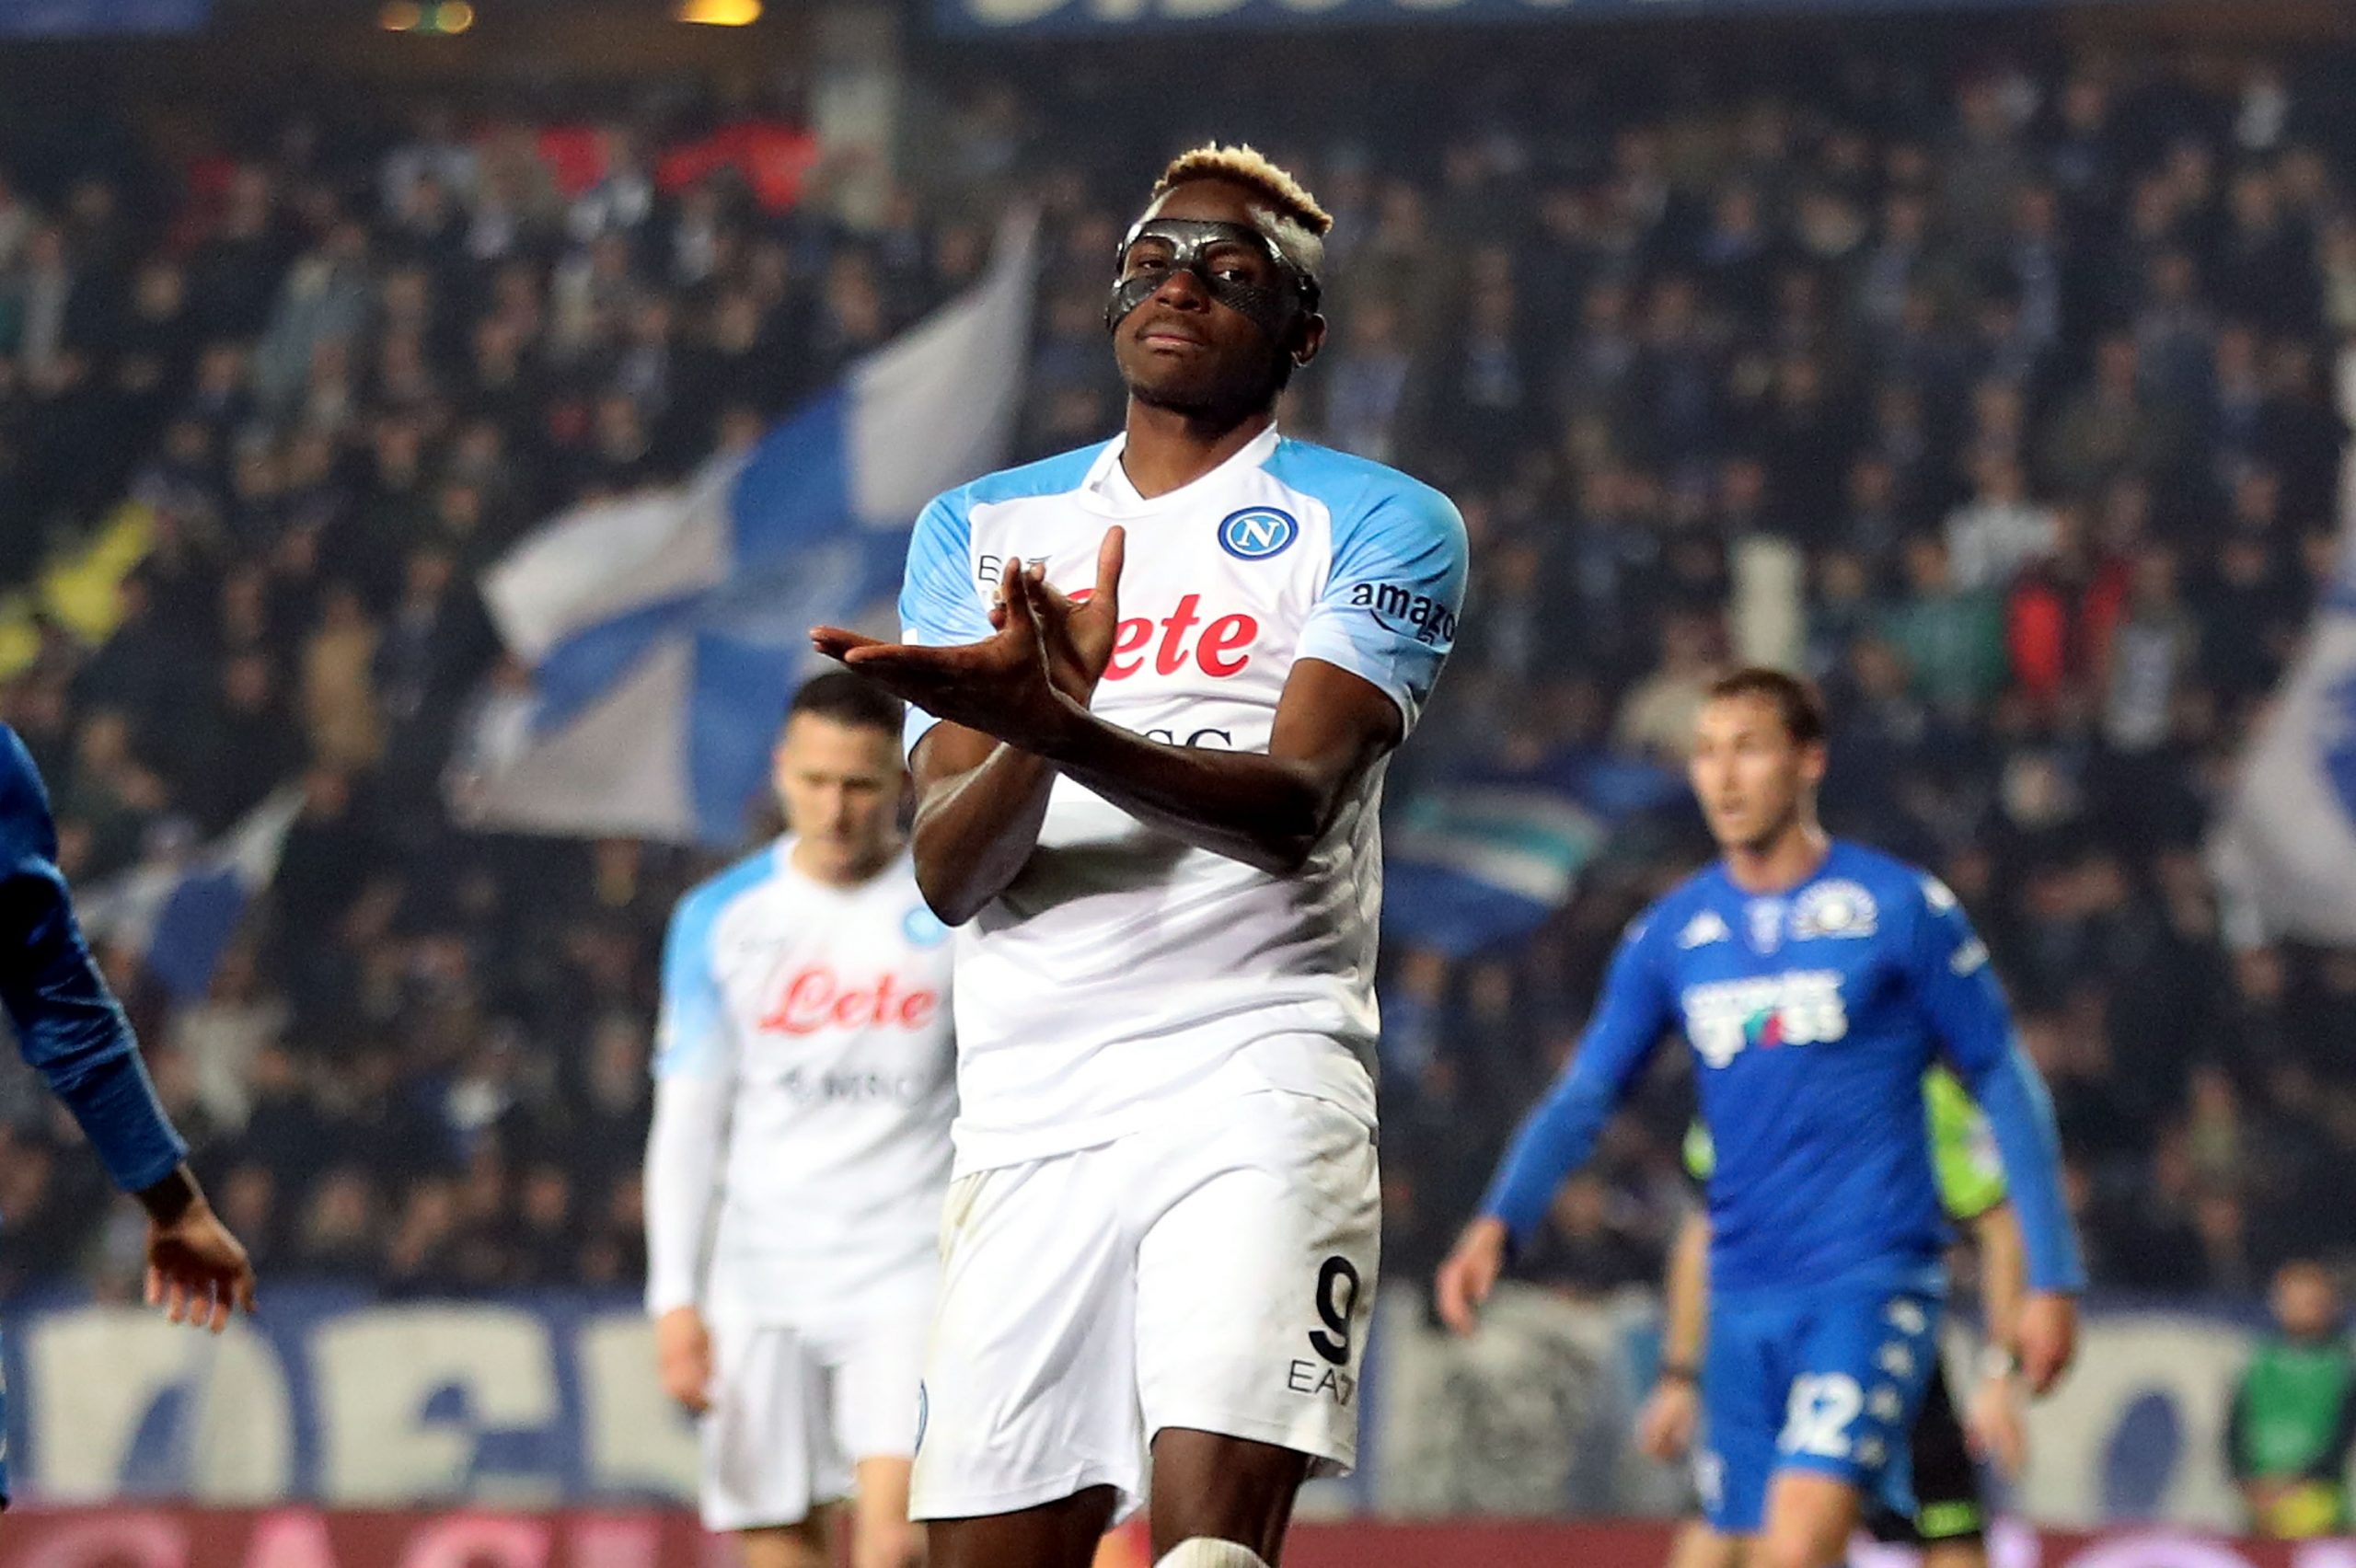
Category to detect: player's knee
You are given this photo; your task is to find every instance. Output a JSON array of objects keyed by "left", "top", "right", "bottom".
[{"left": 1155, "top": 1540, "right": 1273, "bottom": 1568}]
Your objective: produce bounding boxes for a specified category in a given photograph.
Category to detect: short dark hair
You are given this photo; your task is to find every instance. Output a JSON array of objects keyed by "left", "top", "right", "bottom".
[
  {"left": 786, "top": 669, "right": 902, "bottom": 737},
  {"left": 1705, "top": 666, "right": 1828, "bottom": 748}
]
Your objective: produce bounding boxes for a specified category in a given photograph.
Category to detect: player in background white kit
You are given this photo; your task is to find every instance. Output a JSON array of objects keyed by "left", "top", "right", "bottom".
[
  {"left": 644, "top": 672, "right": 954, "bottom": 1568},
  {"left": 814, "top": 146, "right": 1467, "bottom": 1568}
]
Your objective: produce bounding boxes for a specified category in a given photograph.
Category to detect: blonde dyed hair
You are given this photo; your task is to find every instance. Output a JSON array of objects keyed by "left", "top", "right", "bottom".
[{"left": 1149, "top": 143, "right": 1334, "bottom": 237}]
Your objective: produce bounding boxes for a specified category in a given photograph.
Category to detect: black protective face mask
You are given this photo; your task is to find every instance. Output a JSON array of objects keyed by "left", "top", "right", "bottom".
[{"left": 1104, "top": 217, "right": 1320, "bottom": 345}]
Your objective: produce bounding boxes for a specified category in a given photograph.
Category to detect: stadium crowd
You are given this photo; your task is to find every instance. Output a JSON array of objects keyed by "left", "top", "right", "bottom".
[{"left": 0, "top": 36, "right": 2351, "bottom": 1302}]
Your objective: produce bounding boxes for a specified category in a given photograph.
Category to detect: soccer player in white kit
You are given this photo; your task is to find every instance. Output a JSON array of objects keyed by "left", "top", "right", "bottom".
[
  {"left": 812, "top": 146, "right": 1467, "bottom": 1568},
  {"left": 643, "top": 673, "right": 954, "bottom": 1568}
]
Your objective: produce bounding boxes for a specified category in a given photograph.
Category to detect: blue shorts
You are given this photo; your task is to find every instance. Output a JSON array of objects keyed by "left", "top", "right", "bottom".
[{"left": 1695, "top": 1282, "right": 1941, "bottom": 1536}]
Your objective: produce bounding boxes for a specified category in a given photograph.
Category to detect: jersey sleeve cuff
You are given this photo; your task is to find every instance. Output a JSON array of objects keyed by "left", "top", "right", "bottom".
[
  {"left": 1292, "top": 636, "right": 1423, "bottom": 735},
  {"left": 904, "top": 704, "right": 944, "bottom": 758},
  {"left": 62, "top": 1050, "right": 189, "bottom": 1194}
]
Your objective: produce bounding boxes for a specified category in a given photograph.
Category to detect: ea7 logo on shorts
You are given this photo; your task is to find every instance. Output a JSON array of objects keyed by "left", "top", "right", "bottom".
[
  {"left": 1287, "top": 1254, "right": 1362, "bottom": 1408},
  {"left": 1346, "top": 581, "right": 1459, "bottom": 646},
  {"left": 1218, "top": 507, "right": 1299, "bottom": 560}
]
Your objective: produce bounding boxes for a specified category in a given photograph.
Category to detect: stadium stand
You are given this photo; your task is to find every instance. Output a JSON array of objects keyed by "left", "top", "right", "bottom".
[{"left": 0, "top": 40, "right": 2351, "bottom": 1303}]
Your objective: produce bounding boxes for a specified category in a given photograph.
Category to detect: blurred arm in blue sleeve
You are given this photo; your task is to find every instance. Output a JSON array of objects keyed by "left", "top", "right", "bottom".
[
  {"left": 1911, "top": 881, "right": 2085, "bottom": 1295},
  {"left": 0, "top": 726, "right": 188, "bottom": 1194},
  {"left": 1479, "top": 916, "right": 1675, "bottom": 1250}
]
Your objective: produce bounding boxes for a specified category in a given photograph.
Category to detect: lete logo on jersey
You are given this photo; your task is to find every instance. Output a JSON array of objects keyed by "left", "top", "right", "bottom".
[
  {"left": 1058, "top": 592, "right": 1261, "bottom": 682},
  {"left": 759, "top": 966, "right": 941, "bottom": 1035},
  {"left": 976, "top": 558, "right": 1264, "bottom": 684},
  {"left": 1681, "top": 971, "right": 1850, "bottom": 1068}
]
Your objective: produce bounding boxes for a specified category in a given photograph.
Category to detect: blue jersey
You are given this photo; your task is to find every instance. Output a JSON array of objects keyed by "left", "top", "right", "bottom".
[
  {"left": 1482, "top": 839, "right": 2082, "bottom": 1298},
  {"left": 0, "top": 726, "right": 185, "bottom": 1195}
]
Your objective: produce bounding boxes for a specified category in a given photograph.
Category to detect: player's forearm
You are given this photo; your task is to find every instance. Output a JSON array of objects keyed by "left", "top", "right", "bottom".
[
  {"left": 1479, "top": 1069, "right": 1616, "bottom": 1249},
  {"left": 1958, "top": 1044, "right": 2085, "bottom": 1294},
  {"left": 642, "top": 1077, "right": 727, "bottom": 1315},
  {"left": 909, "top": 733, "right": 1058, "bottom": 925},
  {"left": 1972, "top": 1203, "right": 2027, "bottom": 1351},
  {"left": 1660, "top": 1210, "right": 1710, "bottom": 1367},
  {"left": 1032, "top": 710, "right": 1340, "bottom": 877},
  {"left": 2, "top": 877, "right": 186, "bottom": 1192}
]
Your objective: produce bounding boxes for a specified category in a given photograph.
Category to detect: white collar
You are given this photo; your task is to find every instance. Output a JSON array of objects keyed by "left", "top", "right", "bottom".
[{"left": 1072, "top": 424, "right": 1283, "bottom": 517}]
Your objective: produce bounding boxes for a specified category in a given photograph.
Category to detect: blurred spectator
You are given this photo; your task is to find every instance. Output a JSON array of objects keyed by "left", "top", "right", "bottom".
[
  {"left": 2227, "top": 1261, "right": 2356, "bottom": 1537},
  {"left": 1612, "top": 613, "right": 1723, "bottom": 765}
]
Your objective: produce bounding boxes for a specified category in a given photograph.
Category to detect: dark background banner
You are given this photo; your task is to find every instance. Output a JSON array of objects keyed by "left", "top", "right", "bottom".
[
  {"left": 934, "top": 0, "right": 2161, "bottom": 39},
  {"left": 0, "top": 0, "right": 206, "bottom": 37}
]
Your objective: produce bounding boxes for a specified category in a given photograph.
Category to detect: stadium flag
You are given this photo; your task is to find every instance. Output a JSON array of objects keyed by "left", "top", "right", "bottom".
[
  {"left": 2209, "top": 391, "right": 2356, "bottom": 946},
  {"left": 1382, "top": 749, "right": 1682, "bottom": 957},
  {"left": 2210, "top": 551, "right": 2356, "bottom": 946},
  {"left": 456, "top": 215, "right": 1037, "bottom": 847},
  {"left": 78, "top": 787, "right": 306, "bottom": 1002}
]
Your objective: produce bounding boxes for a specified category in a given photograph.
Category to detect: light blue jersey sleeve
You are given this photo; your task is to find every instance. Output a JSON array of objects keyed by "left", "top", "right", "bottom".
[
  {"left": 653, "top": 877, "right": 745, "bottom": 1083},
  {"left": 896, "top": 490, "right": 994, "bottom": 756},
  {"left": 1907, "top": 878, "right": 2086, "bottom": 1294},
  {"left": 1295, "top": 477, "right": 1468, "bottom": 737},
  {"left": 1479, "top": 913, "right": 1677, "bottom": 1248}
]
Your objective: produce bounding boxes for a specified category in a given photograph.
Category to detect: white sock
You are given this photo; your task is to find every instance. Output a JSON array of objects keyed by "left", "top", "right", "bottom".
[{"left": 1154, "top": 1540, "right": 1272, "bottom": 1568}]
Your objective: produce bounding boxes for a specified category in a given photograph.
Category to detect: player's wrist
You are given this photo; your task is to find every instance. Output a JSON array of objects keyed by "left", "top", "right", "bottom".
[
  {"left": 134, "top": 1162, "right": 203, "bottom": 1227},
  {"left": 1465, "top": 1214, "right": 1511, "bottom": 1254},
  {"left": 1026, "top": 689, "right": 1102, "bottom": 764},
  {"left": 1657, "top": 1360, "right": 1699, "bottom": 1388}
]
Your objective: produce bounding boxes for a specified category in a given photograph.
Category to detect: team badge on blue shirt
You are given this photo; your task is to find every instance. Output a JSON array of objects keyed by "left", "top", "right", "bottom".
[{"left": 1792, "top": 880, "right": 1878, "bottom": 940}]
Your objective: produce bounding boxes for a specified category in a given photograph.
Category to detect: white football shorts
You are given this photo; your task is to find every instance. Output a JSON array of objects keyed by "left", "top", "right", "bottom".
[
  {"left": 699, "top": 1309, "right": 931, "bottom": 1532},
  {"left": 908, "top": 1089, "right": 1380, "bottom": 1523}
]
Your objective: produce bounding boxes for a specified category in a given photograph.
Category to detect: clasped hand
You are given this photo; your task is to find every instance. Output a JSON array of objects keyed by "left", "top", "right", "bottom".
[{"left": 813, "top": 527, "right": 1126, "bottom": 753}]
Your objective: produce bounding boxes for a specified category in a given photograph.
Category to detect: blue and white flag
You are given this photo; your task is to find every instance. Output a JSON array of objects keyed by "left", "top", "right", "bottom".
[
  {"left": 79, "top": 787, "right": 306, "bottom": 1001},
  {"left": 456, "top": 216, "right": 1038, "bottom": 847},
  {"left": 2212, "top": 563, "right": 2356, "bottom": 946},
  {"left": 1382, "top": 749, "right": 1682, "bottom": 957},
  {"left": 2210, "top": 403, "right": 2356, "bottom": 947}
]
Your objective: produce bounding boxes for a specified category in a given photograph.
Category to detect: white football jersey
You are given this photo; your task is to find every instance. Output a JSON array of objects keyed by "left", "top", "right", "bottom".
[
  {"left": 900, "top": 427, "right": 1466, "bottom": 1174},
  {"left": 646, "top": 841, "right": 955, "bottom": 1325}
]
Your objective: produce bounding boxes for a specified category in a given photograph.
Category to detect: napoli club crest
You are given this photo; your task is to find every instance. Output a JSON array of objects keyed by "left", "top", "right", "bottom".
[{"left": 1218, "top": 507, "right": 1299, "bottom": 561}]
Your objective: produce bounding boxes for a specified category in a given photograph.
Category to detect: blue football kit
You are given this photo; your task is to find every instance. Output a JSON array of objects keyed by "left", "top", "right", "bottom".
[{"left": 1480, "top": 840, "right": 2082, "bottom": 1532}]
